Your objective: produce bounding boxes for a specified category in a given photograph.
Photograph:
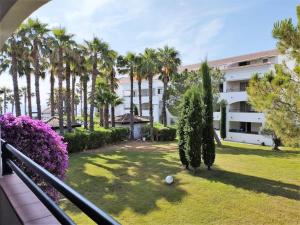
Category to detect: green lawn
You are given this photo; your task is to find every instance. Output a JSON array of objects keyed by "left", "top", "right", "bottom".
[{"left": 60, "top": 141, "right": 300, "bottom": 225}]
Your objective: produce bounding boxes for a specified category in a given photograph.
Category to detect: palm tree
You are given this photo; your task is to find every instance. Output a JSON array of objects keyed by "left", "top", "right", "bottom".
[
  {"left": 18, "top": 26, "right": 34, "bottom": 118},
  {"left": 103, "top": 49, "right": 118, "bottom": 127},
  {"left": 64, "top": 39, "right": 76, "bottom": 132},
  {"left": 21, "top": 87, "right": 27, "bottom": 115},
  {"left": 0, "top": 35, "right": 22, "bottom": 116},
  {"left": 134, "top": 55, "right": 143, "bottom": 116},
  {"left": 158, "top": 46, "right": 181, "bottom": 126},
  {"left": 117, "top": 52, "right": 139, "bottom": 139},
  {"left": 52, "top": 27, "right": 74, "bottom": 134},
  {"left": 22, "top": 18, "right": 49, "bottom": 120},
  {"left": 0, "top": 96, "right": 3, "bottom": 114},
  {"left": 7, "top": 94, "right": 15, "bottom": 114},
  {"left": 0, "top": 87, "right": 12, "bottom": 114},
  {"left": 75, "top": 46, "right": 89, "bottom": 129},
  {"left": 141, "top": 48, "right": 160, "bottom": 141},
  {"left": 85, "top": 37, "right": 109, "bottom": 131}
]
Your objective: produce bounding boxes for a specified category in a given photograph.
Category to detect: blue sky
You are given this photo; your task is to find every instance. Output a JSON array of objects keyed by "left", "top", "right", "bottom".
[
  {"left": 1, "top": 0, "right": 298, "bottom": 112},
  {"left": 31, "top": 0, "right": 298, "bottom": 65}
]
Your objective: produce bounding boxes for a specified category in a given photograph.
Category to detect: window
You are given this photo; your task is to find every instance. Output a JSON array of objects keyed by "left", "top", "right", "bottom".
[
  {"left": 238, "top": 61, "right": 250, "bottom": 67},
  {"left": 262, "top": 58, "right": 268, "bottom": 63},
  {"left": 123, "top": 90, "right": 130, "bottom": 97},
  {"left": 158, "top": 88, "right": 162, "bottom": 94},
  {"left": 219, "top": 83, "right": 224, "bottom": 92},
  {"left": 141, "top": 103, "right": 150, "bottom": 110},
  {"left": 240, "top": 81, "right": 248, "bottom": 91}
]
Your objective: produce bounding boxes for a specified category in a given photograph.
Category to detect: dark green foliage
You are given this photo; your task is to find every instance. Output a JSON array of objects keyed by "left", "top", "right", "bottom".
[
  {"left": 134, "top": 104, "right": 139, "bottom": 116},
  {"left": 87, "top": 129, "right": 112, "bottom": 149},
  {"left": 184, "top": 88, "right": 203, "bottom": 169},
  {"left": 110, "top": 127, "right": 130, "bottom": 142},
  {"left": 142, "top": 124, "right": 177, "bottom": 141},
  {"left": 64, "top": 130, "right": 89, "bottom": 153},
  {"left": 220, "top": 105, "right": 227, "bottom": 139},
  {"left": 201, "top": 61, "right": 215, "bottom": 170},
  {"left": 64, "top": 126, "right": 129, "bottom": 153},
  {"left": 177, "top": 91, "right": 190, "bottom": 168}
]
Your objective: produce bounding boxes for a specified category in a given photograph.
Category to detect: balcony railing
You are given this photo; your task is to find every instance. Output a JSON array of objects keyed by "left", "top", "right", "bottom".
[
  {"left": 0, "top": 139, "right": 120, "bottom": 225},
  {"left": 225, "top": 88, "right": 246, "bottom": 92},
  {"left": 229, "top": 129, "right": 259, "bottom": 135},
  {"left": 229, "top": 109, "right": 256, "bottom": 113}
]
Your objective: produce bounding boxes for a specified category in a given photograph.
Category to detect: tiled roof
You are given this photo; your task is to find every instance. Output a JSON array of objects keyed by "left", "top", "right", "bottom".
[
  {"left": 45, "top": 117, "right": 81, "bottom": 129},
  {"left": 180, "top": 49, "right": 280, "bottom": 71},
  {"left": 113, "top": 113, "right": 150, "bottom": 124}
]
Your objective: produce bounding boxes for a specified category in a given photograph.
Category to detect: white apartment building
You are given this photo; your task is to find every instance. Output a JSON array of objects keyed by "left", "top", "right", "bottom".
[
  {"left": 115, "top": 76, "right": 165, "bottom": 123},
  {"left": 116, "top": 49, "right": 289, "bottom": 146}
]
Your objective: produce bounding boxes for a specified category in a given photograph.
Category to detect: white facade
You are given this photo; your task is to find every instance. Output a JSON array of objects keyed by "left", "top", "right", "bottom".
[
  {"left": 115, "top": 76, "right": 164, "bottom": 123},
  {"left": 116, "top": 50, "right": 289, "bottom": 146},
  {"left": 211, "top": 50, "right": 286, "bottom": 146}
]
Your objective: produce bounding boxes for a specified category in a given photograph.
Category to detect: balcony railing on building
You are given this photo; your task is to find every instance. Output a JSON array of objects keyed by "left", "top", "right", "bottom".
[{"left": 0, "top": 139, "right": 120, "bottom": 225}]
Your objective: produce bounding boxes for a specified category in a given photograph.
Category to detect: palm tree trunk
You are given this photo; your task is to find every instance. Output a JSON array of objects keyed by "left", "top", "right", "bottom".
[
  {"left": 104, "top": 104, "right": 109, "bottom": 129},
  {"left": 24, "top": 91, "right": 27, "bottom": 115},
  {"left": 33, "top": 40, "right": 41, "bottom": 120},
  {"left": 50, "top": 68, "right": 55, "bottom": 117},
  {"left": 80, "top": 81, "right": 83, "bottom": 116},
  {"left": 25, "top": 61, "right": 32, "bottom": 117},
  {"left": 89, "top": 54, "right": 97, "bottom": 131},
  {"left": 110, "top": 70, "right": 115, "bottom": 127},
  {"left": 162, "top": 77, "right": 168, "bottom": 127},
  {"left": 58, "top": 47, "right": 64, "bottom": 134},
  {"left": 11, "top": 47, "right": 21, "bottom": 116},
  {"left": 138, "top": 77, "right": 142, "bottom": 116},
  {"left": 130, "top": 71, "right": 134, "bottom": 140},
  {"left": 100, "top": 106, "right": 104, "bottom": 127},
  {"left": 65, "top": 61, "right": 72, "bottom": 132},
  {"left": 149, "top": 74, "right": 154, "bottom": 141},
  {"left": 83, "top": 76, "right": 88, "bottom": 130},
  {"left": 71, "top": 73, "right": 76, "bottom": 122},
  {"left": 4, "top": 92, "right": 7, "bottom": 113}
]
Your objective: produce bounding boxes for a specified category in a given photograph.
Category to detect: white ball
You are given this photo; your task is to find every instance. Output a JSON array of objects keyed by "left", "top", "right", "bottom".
[{"left": 165, "top": 175, "right": 174, "bottom": 184}]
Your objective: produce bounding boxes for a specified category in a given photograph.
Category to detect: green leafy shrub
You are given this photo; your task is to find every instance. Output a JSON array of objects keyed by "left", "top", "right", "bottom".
[
  {"left": 87, "top": 128, "right": 112, "bottom": 149},
  {"left": 64, "top": 130, "right": 89, "bottom": 153},
  {"left": 64, "top": 126, "right": 129, "bottom": 153},
  {"left": 142, "top": 123, "right": 177, "bottom": 141},
  {"left": 110, "top": 127, "right": 130, "bottom": 142}
]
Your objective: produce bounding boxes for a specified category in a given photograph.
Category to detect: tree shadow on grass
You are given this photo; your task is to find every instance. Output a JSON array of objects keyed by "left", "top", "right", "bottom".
[
  {"left": 217, "top": 144, "right": 300, "bottom": 158},
  {"left": 60, "top": 150, "right": 187, "bottom": 217},
  {"left": 197, "top": 168, "right": 300, "bottom": 201}
]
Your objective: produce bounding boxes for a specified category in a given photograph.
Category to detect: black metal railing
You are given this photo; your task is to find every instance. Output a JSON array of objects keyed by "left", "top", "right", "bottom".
[{"left": 0, "top": 139, "right": 120, "bottom": 225}]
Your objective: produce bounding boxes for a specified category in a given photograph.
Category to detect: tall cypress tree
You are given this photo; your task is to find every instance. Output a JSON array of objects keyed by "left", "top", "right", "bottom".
[
  {"left": 201, "top": 61, "right": 215, "bottom": 170},
  {"left": 220, "top": 102, "right": 227, "bottom": 139},
  {"left": 184, "top": 88, "right": 203, "bottom": 170},
  {"left": 178, "top": 91, "right": 190, "bottom": 168}
]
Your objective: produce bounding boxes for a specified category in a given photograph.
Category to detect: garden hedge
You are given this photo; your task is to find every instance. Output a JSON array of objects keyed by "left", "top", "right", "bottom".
[
  {"left": 142, "top": 124, "right": 177, "bottom": 141},
  {"left": 64, "top": 126, "right": 129, "bottom": 153}
]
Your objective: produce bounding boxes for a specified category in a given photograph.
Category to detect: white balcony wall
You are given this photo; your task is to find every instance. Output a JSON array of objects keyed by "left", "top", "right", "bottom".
[
  {"left": 228, "top": 112, "right": 265, "bottom": 123},
  {"left": 225, "top": 63, "right": 274, "bottom": 81},
  {"left": 213, "top": 112, "right": 221, "bottom": 121},
  {"left": 219, "top": 91, "right": 248, "bottom": 104},
  {"left": 226, "top": 132, "right": 273, "bottom": 146}
]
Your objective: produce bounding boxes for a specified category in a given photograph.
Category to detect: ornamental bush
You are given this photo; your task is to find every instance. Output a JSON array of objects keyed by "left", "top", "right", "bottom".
[
  {"left": 142, "top": 123, "right": 177, "bottom": 141},
  {"left": 0, "top": 114, "right": 68, "bottom": 201},
  {"left": 64, "top": 126, "right": 130, "bottom": 153},
  {"left": 183, "top": 87, "right": 203, "bottom": 170},
  {"left": 201, "top": 61, "right": 215, "bottom": 170}
]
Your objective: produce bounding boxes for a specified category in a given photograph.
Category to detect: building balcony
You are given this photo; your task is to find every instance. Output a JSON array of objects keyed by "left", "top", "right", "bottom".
[
  {"left": 213, "top": 112, "right": 221, "bottom": 121},
  {"left": 219, "top": 91, "right": 248, "bottom": 104},
  {"left": 228, "top": 112, "right": 264, "bottom": 123},
  {"left": 226, "top": 132, "right": 273, "bottom": 145}
]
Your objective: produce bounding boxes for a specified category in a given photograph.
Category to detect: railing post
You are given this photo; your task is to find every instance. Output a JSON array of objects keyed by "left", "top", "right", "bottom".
[{"left": 1, "top": 141, "right": 13, "bottom": 176}]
